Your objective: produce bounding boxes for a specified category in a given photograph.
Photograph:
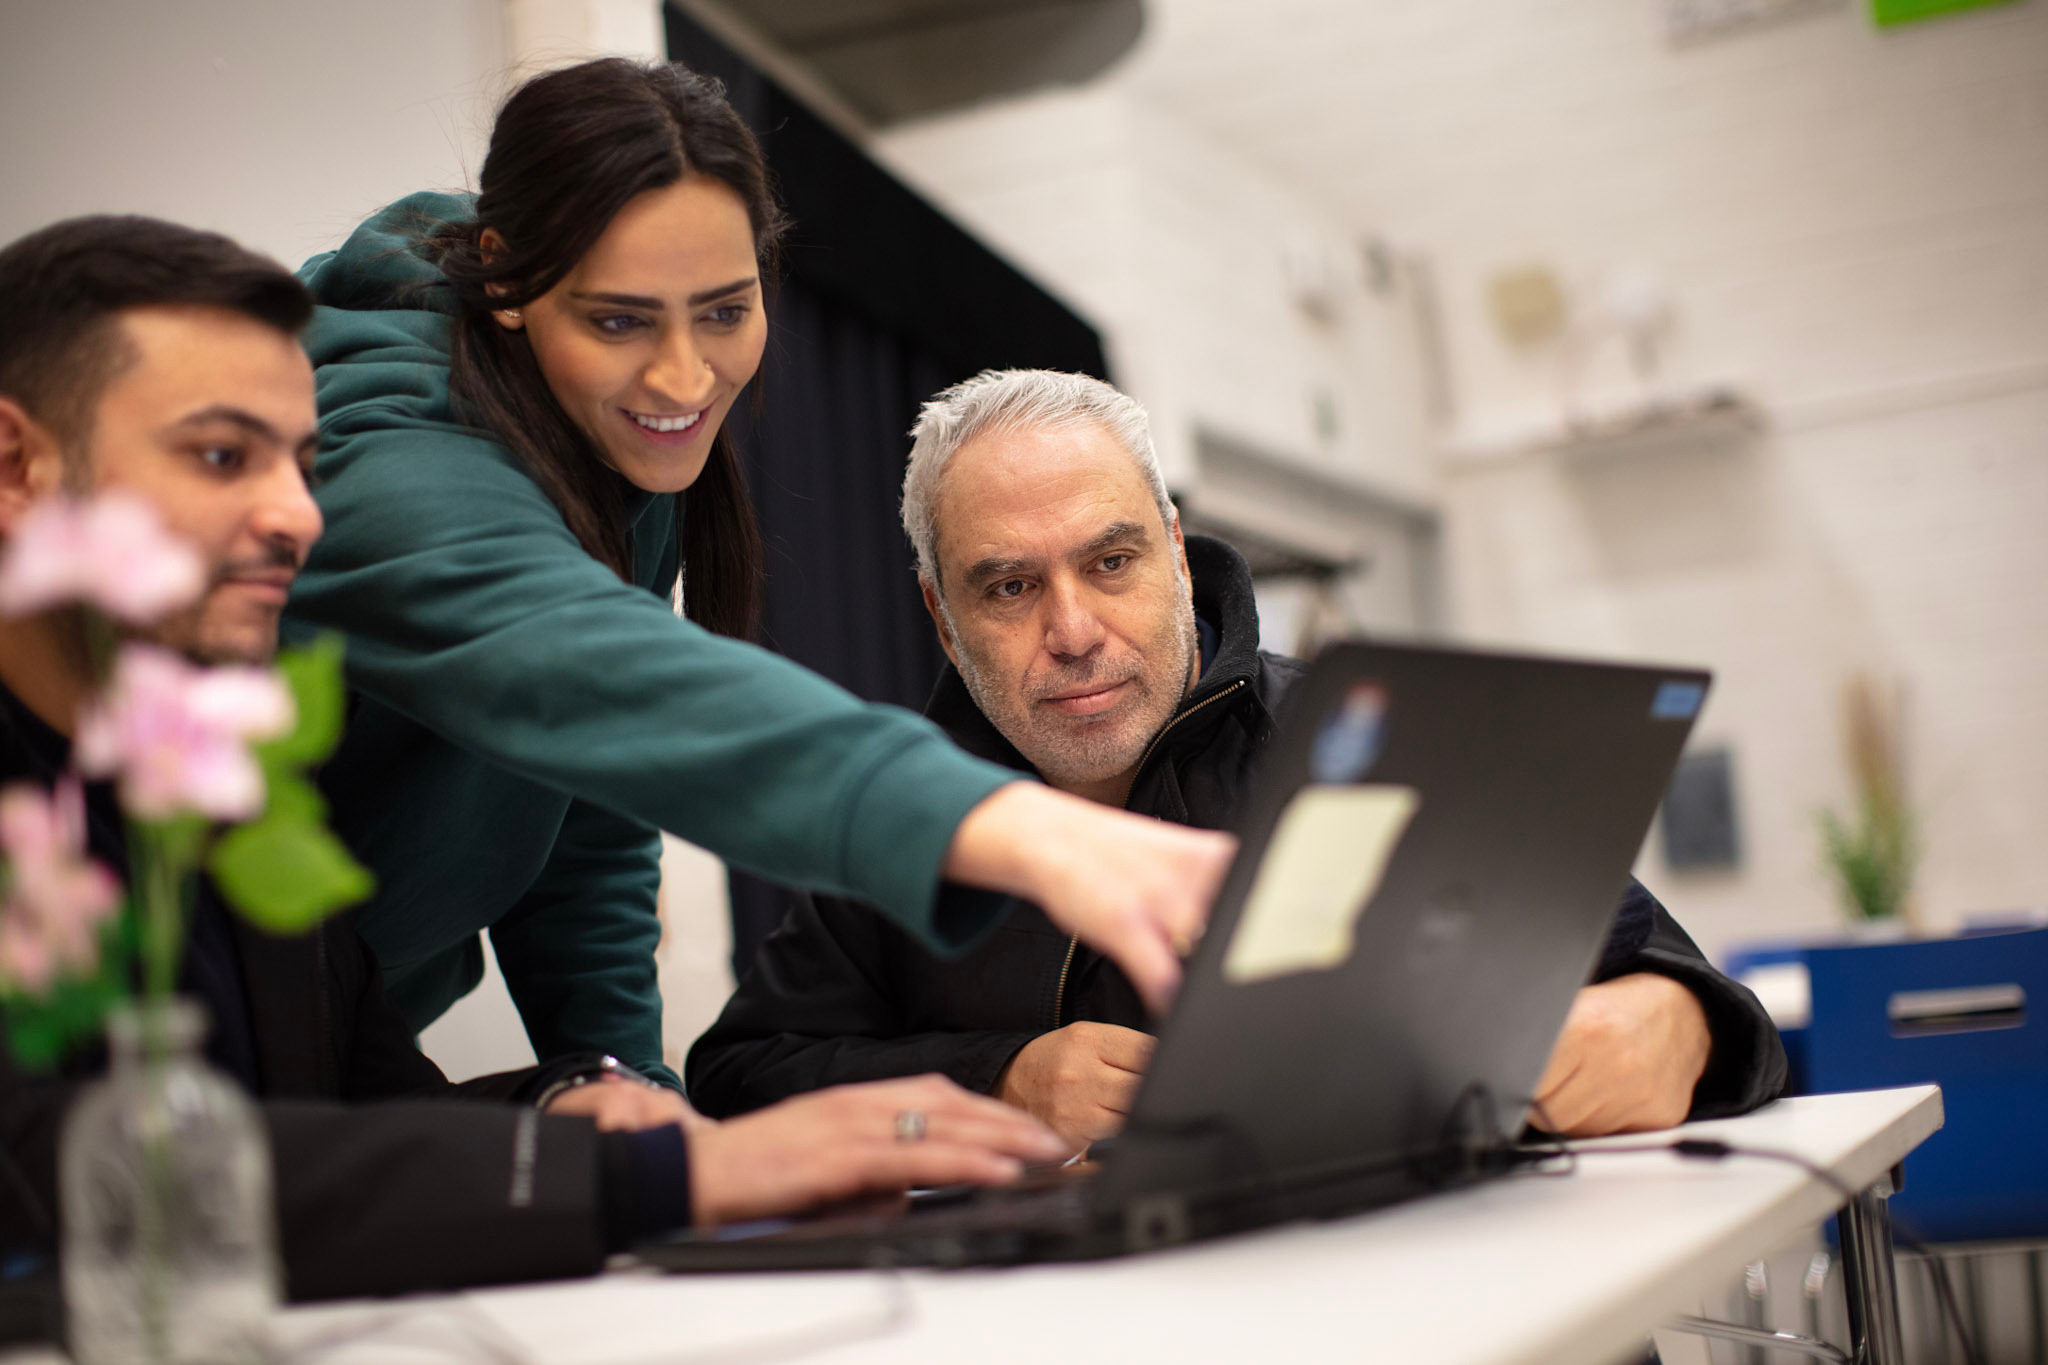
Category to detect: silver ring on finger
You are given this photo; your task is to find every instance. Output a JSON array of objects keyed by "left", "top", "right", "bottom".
[{"left": 894, "top": 1109, "right": 927, "bottom": 1143}]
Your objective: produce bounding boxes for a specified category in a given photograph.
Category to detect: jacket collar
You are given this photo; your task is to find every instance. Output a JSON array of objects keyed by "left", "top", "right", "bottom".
[{"left": 921, "top": 534, "right": 1269, "bottom": 777}]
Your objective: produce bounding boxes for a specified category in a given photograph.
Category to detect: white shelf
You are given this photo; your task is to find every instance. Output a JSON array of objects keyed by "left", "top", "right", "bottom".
[{"left": 1441, "top": 385, "right": 1766, "bottom": 468}]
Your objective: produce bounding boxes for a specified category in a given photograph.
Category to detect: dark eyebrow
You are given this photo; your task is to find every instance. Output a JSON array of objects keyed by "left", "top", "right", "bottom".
[
  {"left": 167, "top": 404, "right": 283, "bottom": 445},
  {"left": 170, "top": 404, "right": 320, "bottom": 458},
  {"left": 569, "top": 277, "right": 758, "bottom": 310},
  {"left": 961, "top": 555, "right": 1035, "bottom": 592},
  {"left": 1075, "top": 521, "right": 1152, "bottom": 562},
  {"left": 569, "top": 291, "right": 662, "bottom": 309},
  {"left": 690, "top": 277, "right": 758, "bottom": 306}
]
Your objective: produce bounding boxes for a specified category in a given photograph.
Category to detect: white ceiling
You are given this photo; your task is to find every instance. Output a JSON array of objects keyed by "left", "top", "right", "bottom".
[{"left": 1113, "top": 0, "right": 2048, "bottom": 245}]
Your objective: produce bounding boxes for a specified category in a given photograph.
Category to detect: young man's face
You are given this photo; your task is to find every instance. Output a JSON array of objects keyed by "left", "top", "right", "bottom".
[
  {"left": 924, "top": 422, "right": 1198, "bottom": 805},
  {"left": 35, "top": 305, "right": 322, "bottom": 664}
]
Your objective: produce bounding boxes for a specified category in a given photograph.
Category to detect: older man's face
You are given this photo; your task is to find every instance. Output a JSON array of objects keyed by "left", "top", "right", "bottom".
[{"left": 923, "top": 422, "right": 1197, "bottom": 804}]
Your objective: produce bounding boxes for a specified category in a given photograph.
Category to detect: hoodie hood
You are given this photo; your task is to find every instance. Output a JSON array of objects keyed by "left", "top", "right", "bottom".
[{"left": 299, "top": 191, "right": 473, "bottom": 317}]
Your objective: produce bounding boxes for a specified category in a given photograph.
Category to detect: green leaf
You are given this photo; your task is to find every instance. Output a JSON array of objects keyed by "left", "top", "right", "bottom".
[
  {"left": 258, "top": 634, "right": 348, "bottom": 769},
  {"left": 262, "top": 772, "right": 328, "bottom": 824},
  {"left": 1817, "top": 798, "right": 1914, "bottom": 922},
  {"left": 208, "top": 813, "right": 374, "bottom": 934}
]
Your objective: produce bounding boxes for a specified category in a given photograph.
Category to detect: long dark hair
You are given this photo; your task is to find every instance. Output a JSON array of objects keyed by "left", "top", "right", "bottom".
[{"left": 425, "top": 59, "right": 785, "bottom": 639}]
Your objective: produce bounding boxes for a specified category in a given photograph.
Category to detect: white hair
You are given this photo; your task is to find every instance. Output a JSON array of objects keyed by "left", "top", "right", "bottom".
[{"left": 901, "top": 368, "right": 1174, "bottom": 587}]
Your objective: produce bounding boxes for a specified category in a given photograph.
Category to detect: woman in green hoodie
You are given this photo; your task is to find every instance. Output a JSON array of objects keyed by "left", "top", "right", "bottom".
[{"left": 287, "top": 58, "right": 1228, "bottom": 1117}]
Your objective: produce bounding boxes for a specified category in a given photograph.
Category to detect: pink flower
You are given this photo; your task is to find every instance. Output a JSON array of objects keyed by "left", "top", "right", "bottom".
[
  {"left": 74, "top": 646, "right": 295, "bottom": 822},
  {"left": 0, "top": 779, "right": 122, "bottom": 994},
  {"left": 0, "top": 492, "right": 205, "bottom": 625}
]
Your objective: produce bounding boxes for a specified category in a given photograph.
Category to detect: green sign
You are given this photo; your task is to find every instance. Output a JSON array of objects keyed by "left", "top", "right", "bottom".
[{"left": 1873, "top": 0, "right": 2023, "bottom": 26}]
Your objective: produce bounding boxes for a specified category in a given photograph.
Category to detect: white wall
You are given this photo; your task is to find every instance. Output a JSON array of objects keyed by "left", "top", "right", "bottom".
[{"left": 0, "top": 0, "right": 509, "bottom": 273}]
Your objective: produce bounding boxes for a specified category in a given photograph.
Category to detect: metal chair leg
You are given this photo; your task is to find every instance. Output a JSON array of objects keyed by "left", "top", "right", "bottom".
[
  {"left": 2027, "top": 1246, "right": 2045, "bottom": 1365},
  {"left": 1743, "top": 1261, "right": 1770, "bottom": 1365},
  {"left": 1836, "top": 1174, "right": 1907, "bottom": 1365},
  {"left": 1802, "top": 1252, "right": 1832, "bottom": 1345}
]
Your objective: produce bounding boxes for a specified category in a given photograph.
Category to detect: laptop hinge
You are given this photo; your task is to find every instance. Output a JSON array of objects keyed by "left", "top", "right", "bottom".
[{"left": 1124, "top": 1194, "right": 1193, "bottom": 1251}]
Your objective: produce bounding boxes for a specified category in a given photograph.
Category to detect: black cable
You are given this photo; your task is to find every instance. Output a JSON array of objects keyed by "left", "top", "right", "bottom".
[{"left": 1521, "top": 1135, "right": 1985, "bottom": 1365}]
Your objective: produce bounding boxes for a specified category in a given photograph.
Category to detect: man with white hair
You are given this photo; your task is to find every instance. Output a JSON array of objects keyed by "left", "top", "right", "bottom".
[{"left": 688, "top": 370, "right": 1785, "bottom": 1147}]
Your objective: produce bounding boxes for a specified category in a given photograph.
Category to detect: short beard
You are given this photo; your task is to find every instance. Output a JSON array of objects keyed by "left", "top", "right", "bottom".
[
  {"left": 57, "top": 443, "right": 284, "bottom": 667},
  {"left": 944, "top": 558, "right": 1199, "bottom": 793}
]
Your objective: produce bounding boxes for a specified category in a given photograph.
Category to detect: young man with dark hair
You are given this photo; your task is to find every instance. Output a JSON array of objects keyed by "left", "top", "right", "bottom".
[
  {"left": 0, "top": 217, "right": 1064, "bottom": 1310},
  {"left": 689, "top": 370, "right": 1788, "bottom": 1148}
]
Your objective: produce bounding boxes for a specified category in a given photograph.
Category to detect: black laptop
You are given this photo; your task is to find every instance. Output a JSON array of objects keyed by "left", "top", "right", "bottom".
[{"left": 642, "top": 639, "right": 1711, "bottom": 1271}]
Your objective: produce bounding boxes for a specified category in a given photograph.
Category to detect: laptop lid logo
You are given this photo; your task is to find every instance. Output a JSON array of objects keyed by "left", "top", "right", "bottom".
[
  {"left": 1309, "top": 681, "right": 1390, "bottom": 783},
  {"left": 1652, "top": 680, "right": 1705, "bottom": 720}
]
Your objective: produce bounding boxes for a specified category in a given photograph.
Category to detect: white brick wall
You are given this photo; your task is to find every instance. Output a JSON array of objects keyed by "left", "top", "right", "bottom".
[{"left": 873, "top": 88, "right": 1435, "bottom": 507}]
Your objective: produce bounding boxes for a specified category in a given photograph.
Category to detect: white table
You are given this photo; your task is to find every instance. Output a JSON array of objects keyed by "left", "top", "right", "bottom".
[{"left": 235, "top": 1084, "right": 1939, "bottom": 1365}]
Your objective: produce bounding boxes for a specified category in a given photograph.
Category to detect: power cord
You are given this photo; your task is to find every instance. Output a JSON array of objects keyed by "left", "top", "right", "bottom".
[{"left": 1517, "top": 1135, "right": 1984, "bottom": 1365}]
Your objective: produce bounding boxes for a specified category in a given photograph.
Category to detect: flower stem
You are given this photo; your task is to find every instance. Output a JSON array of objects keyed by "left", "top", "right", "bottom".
[
  {"left": 127, "top": 818, "right": 189, "bottom": 1363},
  {"left": 129, "top": 820, "right": 195, "bottom": 1006}
]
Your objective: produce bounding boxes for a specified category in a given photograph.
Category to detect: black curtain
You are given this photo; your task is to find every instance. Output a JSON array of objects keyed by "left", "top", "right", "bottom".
[
  {"left": 728, "top": 283, "right": 953, "bottom": 710},
  {"left": 664, "top": 7, "right": 1111, "bottom": 977}
]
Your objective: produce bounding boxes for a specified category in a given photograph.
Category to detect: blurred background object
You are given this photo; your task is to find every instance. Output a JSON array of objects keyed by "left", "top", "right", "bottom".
[
  {"left": 1821, "top": 674, "right": 1919, "bottom": 926},
  {"left": 678, "top": 0, "right": 1145, "bottom": 125}
]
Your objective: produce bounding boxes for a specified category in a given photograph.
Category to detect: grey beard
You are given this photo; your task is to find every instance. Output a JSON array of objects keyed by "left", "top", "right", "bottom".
[{"left": 942, "top": 560, "right": 1199, "bottom": 789}]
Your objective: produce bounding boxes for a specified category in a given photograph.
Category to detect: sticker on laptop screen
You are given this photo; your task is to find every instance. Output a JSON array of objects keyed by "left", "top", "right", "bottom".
[
  {"left": 1651, "top": 681, "right": 1705, "bottom": 720},
  {"left": 1223, "top": 783, "right": 1420, "bottom": 984},
  {"left": 1309, "top": 681, "right": 1389, "bottom": 783}
]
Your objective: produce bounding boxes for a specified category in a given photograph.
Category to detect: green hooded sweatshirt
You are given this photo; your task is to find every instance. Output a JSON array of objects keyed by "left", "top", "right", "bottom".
[{"left": 287, "top": 193, "right": 1016, "bottom": 1083}]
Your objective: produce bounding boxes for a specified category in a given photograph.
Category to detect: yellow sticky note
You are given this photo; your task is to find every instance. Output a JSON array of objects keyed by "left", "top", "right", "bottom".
[{"left": 1222, "top": 784, "right": 1421, "bottom": 984}]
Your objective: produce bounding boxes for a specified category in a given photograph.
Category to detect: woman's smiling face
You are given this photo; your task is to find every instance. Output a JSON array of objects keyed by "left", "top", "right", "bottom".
[{"left": 502, "top": 173, "right": 767, "bottom": 494}]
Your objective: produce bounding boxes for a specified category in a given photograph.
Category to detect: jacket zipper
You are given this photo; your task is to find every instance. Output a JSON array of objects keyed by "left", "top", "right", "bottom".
[{"left": 1051, "top": 677, "right": 1249, "bottom": 1029}]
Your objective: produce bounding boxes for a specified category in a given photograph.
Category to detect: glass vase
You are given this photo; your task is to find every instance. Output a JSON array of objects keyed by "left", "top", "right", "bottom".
[{"left": 59, "top": 998, "right": 278, "bottom": 1365}]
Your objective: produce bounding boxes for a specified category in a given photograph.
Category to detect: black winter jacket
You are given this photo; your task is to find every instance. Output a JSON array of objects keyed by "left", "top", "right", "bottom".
[
  {"left": 688, "top": 537, "right": 1787, "bottom": 1122},
  {"left": 0, "top": 686, "right": 684, "bottom": 1306}
]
